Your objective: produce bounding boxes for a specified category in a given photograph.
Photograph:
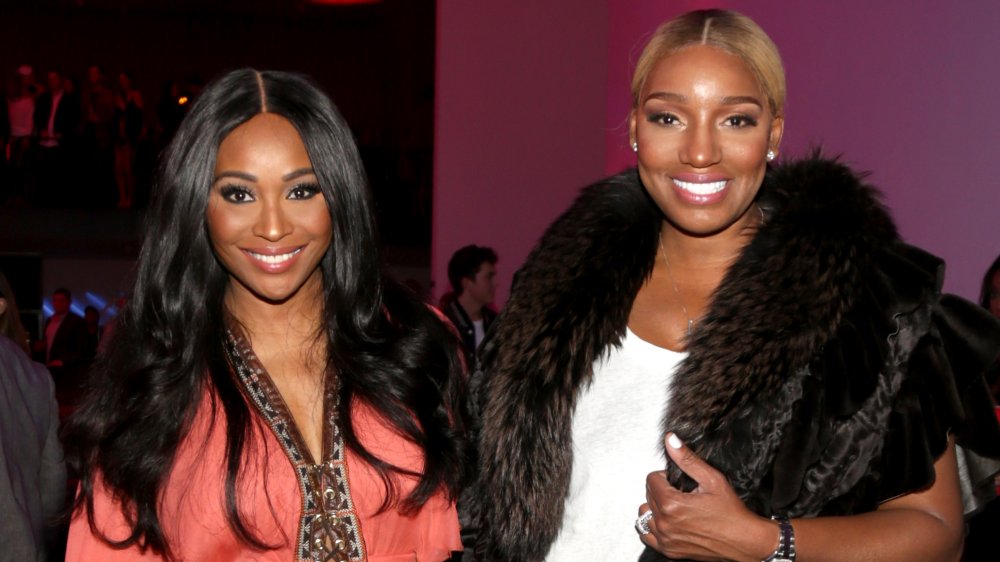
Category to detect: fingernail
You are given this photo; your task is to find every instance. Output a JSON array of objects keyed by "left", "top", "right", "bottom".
[{"left": 667, "top": 433, "right": 683, "bottom": 449}]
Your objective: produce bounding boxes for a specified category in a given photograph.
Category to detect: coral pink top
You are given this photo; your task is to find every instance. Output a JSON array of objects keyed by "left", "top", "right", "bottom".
[{"left": 67, "top": 390, "right": 462, "bottom": 562}]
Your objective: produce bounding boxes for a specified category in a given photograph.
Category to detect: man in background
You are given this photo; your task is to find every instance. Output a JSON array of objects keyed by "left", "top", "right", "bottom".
[
  {"left": 32, "top": 70, "right": 79, "bottom": 206},
  {"left": 35, "top": 288, "right": 90, "bottom": 410},
  {"left": 443, "top": 245, "right": 498, "bottom": 370}
]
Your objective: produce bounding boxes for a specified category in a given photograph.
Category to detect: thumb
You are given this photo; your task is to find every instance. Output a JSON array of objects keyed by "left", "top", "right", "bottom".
[{"left": 665, "top": 432, "right": 723, "bottom": 490}]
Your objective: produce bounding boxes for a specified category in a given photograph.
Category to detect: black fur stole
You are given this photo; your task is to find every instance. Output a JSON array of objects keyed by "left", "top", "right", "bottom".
[{"left": 470, "top": 156, "right": 1000, "bottom": 562}]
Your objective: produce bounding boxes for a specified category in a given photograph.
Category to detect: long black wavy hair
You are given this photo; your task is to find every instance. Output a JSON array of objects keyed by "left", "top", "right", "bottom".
[{"left": 62, "top": 68, "right": 470, "bottom": 557}]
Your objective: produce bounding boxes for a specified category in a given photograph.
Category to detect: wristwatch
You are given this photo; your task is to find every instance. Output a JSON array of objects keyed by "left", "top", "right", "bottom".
[{"left": 761, "top": 515, "right": 796, "bottom": 562}]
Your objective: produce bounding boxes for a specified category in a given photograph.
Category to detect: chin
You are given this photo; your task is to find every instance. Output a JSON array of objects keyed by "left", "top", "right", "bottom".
[{"left": 244, "top": 282, "right": 306, "bottom": 304}]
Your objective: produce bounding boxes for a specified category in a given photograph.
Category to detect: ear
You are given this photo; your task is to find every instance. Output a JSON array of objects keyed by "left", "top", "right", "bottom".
[
  {"left": 769, "top": 115, "right": 784, "bottom": 156},
  {"left": 628, "top": 109, "right": 638, "bottom": 148},
  {"left": 461, "top": 276, "right": 474, "bottom": 293},
  {"left": 0, "top": 298, "right": 7, "bottom": 317}
]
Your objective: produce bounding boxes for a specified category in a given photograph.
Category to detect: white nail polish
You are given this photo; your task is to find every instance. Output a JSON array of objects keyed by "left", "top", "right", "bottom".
[{"left": 667, "top": 433, "right": 683, "bottom": 449}]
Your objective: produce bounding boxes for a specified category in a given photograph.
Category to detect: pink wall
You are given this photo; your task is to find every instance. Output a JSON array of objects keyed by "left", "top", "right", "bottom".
[
  {"left": 606, "top": 0, "right": 1000, "bottom": 301},
  {"left": 433, "top": 0, "right": 608, "bottom": 305},
  {"left": 436, "top": 1, "right": 999, "bottom": 304}
]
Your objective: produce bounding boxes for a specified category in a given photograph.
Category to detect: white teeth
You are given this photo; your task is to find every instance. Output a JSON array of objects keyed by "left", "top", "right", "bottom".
[
  {"left": 248, "top": 249, "right": 301, "bottom": 264},
  {"left": 673, "top": 179, "right": 727, "bottom": 195}
]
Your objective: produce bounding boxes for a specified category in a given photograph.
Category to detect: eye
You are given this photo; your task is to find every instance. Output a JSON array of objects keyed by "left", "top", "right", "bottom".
[
  {"left": 288, "top": 183, "right": 321, "bottom": 200},
  {"left": 219, "top": 184, "right": 254, "bottom": 203},
  {"left": 647, "top": 112, "right": 681, "bottom": 126},
  {"left": 723, "top": 114, "right": 758, "bottom": 128}
]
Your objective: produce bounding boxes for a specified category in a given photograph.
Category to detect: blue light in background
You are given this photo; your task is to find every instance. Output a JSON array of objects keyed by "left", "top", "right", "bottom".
[
  {"left": 41, "top": 292, "right": 124, "bottom": 323},
  {"left": 85, "top": 292, "right": 107, "bottom": 309}
]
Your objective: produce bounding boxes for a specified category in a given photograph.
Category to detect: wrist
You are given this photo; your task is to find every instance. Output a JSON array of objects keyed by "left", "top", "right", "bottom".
[
  {"left": 731, "top": 515, "right": 784, "bottom": 562},
  {"left": 761, "top": 516, "right": 796, "bottom": 562}
]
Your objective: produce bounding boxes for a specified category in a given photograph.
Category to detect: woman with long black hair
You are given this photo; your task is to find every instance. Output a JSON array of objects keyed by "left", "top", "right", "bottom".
[{"left": 64, "top": 69, "right": 470, "bottom": 561}]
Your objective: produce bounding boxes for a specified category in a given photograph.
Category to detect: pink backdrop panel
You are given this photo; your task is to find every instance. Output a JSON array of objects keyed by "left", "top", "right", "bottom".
[
  {"left": 434, "top": 0, "right": 609, "bottom": 305},
  {"left": 606, "top": 0, "right": 1000, "bottom": 300}
]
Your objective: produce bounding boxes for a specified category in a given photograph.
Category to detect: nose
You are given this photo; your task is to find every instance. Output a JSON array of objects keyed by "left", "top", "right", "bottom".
[
  {"left": 252, "top": 198, "right": 292, "bottom": 241},
  {"left": 679, "top": 122, "right": 721, "bottom": 168}
]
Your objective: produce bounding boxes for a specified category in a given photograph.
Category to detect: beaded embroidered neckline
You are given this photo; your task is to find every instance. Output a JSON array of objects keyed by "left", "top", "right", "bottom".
[{"left": 223, "top": 326, "right": 367, "bottom": 562}]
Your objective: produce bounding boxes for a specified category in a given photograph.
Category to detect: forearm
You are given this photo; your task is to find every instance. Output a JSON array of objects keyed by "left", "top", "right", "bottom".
[
  {"left": 792, "top": 440, "right": 965, "bottom": 562},
  {"left": 784, "top": 508, "right": 963, "bottom": 562},
  {"left": 715, "top": 507, "right": 962, "bottom": 562}
]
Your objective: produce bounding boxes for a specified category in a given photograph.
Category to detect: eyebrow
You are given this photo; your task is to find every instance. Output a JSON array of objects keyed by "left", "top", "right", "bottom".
[
  {"left": 644, "top": 92, "right": 687, "bottom": 104},
  {"left": 282, "top": 168, "right": 315, "bottom": 181},
  {"left": 213, "top": 168, "right": 315, "bottom": 183},
  {"left": 214, "top": 171, "right": 256, "bottom": 183},
  {"left": 720, "top": 95, "right": 763, "bottom": 108},
  {"left": 643, "top": 92, "right": 763, "bottom": 108}
]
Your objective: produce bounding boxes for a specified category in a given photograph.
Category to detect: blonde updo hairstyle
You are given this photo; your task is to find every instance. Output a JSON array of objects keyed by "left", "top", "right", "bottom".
[{"left": 631, "top": 9, "right": 786, "bottom": 118}]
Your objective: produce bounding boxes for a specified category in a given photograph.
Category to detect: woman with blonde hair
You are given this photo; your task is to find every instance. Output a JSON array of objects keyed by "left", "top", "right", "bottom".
[{"left": 469, "top": 9, "right": 1000, "bottom": 562}]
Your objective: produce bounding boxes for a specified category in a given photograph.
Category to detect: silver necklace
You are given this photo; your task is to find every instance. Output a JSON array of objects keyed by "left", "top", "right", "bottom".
[
  {"left": 657, "top": 205, "right": 766, "bottom": 337},
  {"left": 658, "top": 236, "right": 693, "bottom": 337}
]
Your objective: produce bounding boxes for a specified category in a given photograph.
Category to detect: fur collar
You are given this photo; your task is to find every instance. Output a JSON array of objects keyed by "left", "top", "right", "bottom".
[
  {"left": 474, "top": 156, "right": 914, "bottom": 561},
  {"left": 667, "top": 156, "right": 898, "bottom": 464}
]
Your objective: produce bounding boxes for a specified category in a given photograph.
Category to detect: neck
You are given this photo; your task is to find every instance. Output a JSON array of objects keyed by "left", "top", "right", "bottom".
[
  {"left": 224, "top": 274, "right": 327, "bottom": 350},
  {"left": 457, "top": 293, "right": 483, "bottom": 321},
  {"left": 659, "top": 205, "right": 762, "bottom": 272}
]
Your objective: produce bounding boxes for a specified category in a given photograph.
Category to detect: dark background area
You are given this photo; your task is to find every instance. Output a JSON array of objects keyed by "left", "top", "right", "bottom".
[{"left": 1, "top": 0, "right": 435, "bottom": 247}]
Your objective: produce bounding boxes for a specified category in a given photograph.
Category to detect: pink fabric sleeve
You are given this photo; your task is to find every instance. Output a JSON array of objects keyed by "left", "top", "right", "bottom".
[
  {"left": 349, "top": 402, "right": 463, "bottom": 561},
  {"left": 65, "top": 480, "right": 161, "bottom": 562}
]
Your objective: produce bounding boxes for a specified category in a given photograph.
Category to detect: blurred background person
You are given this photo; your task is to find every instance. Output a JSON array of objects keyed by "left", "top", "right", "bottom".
[
  {"left": 79, "top": 65, "right": 115, "bottom": 208},
  {"left": 6, "top": 65, "right": 38, "bottom": 205},
  {"left": 964, "top": 251, "right": 1000, "bottom": 561},
  {"left": 32, "top": 69, "right": 79, "bottom": 207},
  {"left": 0, "top": 271, "right": 31, "bottom": 355},
  {"left": 82, "top": 306, "right": 101, "bottom": 361},
  {"left": 442, "top": 245, "right": 498, "bottom": 371},
  {"left": 112, "top": 71, "right": 143, "bottom": 209},
  {"left": 0, "top": 276, "right": 66, "bottom": 562},
  {"left": 34, "top": 288, "right": 89, "bottom": 412}
]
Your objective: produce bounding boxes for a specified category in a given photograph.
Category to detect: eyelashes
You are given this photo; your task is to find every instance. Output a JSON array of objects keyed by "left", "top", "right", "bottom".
[
  {"left": 288, "top": 182, "right": 321, "bottom": 200},
  {"left": 216, "top": 182, "right": 322, "bottom": 203},
  {"left": 647, "top": 112, "right": 680, "bottom": 126},
  {"left": 219, "top": 184, "right": 253, "bottom": 203},
  {"left": 724, "top": 114, "right": 758, "bottom": 128},
  {"left": 646, "top": 112, "right": 759, "bottom": 128}
]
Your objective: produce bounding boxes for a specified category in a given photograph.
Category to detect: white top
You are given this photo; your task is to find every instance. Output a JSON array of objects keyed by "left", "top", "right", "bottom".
[
  {"left": 473, "top": 318, "right": 485, "bottom": 348},
  {"left": 45, "top": 313, "right": 66, "bottom": 362},
  {"left": 8, "top": 96, "right": 34, "bottom": 137},
  {"left": 40, "top": 91, "right": 63, "bottom": 148},
  {"left": 545, "top": 327, "right": 684, "bottom": 562}
]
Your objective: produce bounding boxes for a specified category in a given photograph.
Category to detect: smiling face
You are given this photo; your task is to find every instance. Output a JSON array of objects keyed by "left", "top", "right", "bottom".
[
  {"left": 629, "top": 45, "right": 782, "bottom": 237},
  {"left": 206, "top": 112, "right": 332, "bottom": 307}
]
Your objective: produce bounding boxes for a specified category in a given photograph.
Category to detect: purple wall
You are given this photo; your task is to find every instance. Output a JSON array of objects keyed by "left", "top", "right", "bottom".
[
  {"left": 437, "top": 0, "right": 999, "bottom": 303},
  {"left": 606, "top": 0, "right": 1000, "bottom": 300},
  {"left": 433, "top": 0, "right": 608, "bottom": 304}
]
